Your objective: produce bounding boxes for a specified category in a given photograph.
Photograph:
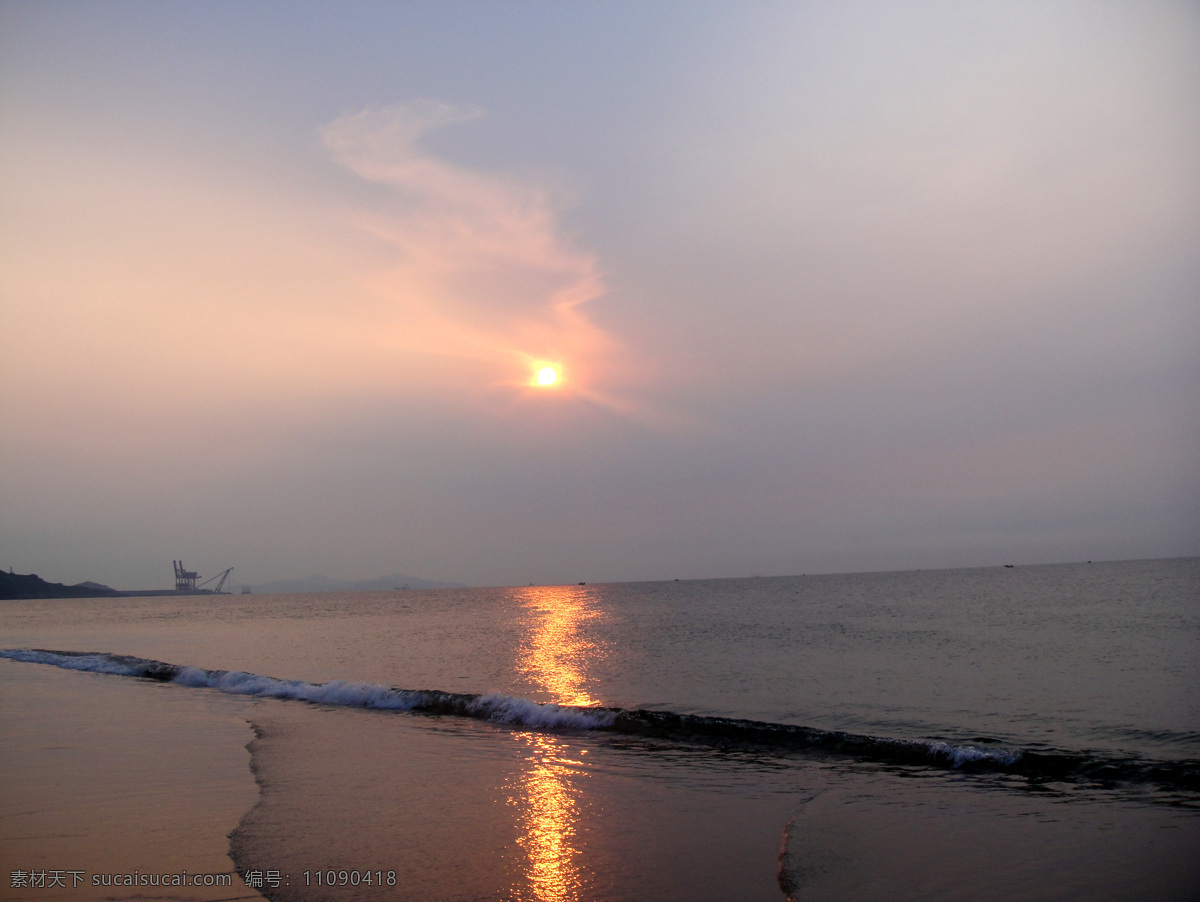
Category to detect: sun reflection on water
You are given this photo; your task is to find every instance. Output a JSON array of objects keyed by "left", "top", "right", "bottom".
[
  {"left": 510, "top": 732, "right": 588, "bottom": 902},
  {"left": 508, "top": 585, "right": 607, "bottom": 901},
  {"left": 516, "top": 585, "right": 606, "bottom": 707}
]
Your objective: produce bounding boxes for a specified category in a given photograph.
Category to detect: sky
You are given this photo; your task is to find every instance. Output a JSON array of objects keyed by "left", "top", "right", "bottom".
[{"left": 2, "top": 0, "right": 1198, "bottom": 590}]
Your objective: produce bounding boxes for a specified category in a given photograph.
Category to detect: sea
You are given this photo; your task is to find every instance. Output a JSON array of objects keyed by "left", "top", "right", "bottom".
[{"left": 1, "top": 558, "right": 1198, "bottom": 901}]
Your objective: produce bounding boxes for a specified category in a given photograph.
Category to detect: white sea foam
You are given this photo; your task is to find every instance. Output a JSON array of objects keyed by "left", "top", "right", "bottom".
[
  {"left": 0, "top": 649, "right": 141, "bottom": 676},
  {"left": 182, "top": 668, "right": 424, "bottom": 711},
  {"left": 468, "top": 693, "right": 616, "bottom": 729},
  {"left": 924, "top": 740, "right": 1022, "bottom": 767},
  {"left": 172, "top": 665, "right": 216, "bottom": 687},
  {"left": 171, "top": 665, "right": 615, "bottom": 728},
  {"left": 172, "top": 670, "right": 615, "bottom": 728}
]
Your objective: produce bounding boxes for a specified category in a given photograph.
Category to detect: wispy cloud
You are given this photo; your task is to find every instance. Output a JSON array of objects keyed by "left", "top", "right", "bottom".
[{"left": 321, "top": 102, "right": 617, "bottom": 394}]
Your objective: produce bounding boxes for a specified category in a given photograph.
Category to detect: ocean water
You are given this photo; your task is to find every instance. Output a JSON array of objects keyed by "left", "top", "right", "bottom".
[{"left": 2, "top": 558, "right": 1198, "bottom": 900}]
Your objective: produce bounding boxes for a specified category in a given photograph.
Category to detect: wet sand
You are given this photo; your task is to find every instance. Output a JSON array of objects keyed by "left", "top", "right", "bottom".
[
  {"left": 780, "top": 771, "right": 1200, "bottom": 901},
  {"left": 0, "top": 658, "right": 262, "bottom": 902},
  {"left": 232, "top": 701, "right": 800, "bottom": 901}
]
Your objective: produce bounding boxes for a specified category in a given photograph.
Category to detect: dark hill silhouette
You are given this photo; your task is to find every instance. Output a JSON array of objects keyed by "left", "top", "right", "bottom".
[{"left": 0, "top": 571, "right": 118, "bottom": 600}]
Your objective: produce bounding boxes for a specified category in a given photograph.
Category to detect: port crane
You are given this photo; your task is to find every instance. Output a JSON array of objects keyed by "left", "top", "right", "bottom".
[
  {"left": 199, "top": 567, "right": 234, "bottom": 595},
  {"left": 174, "top": 561, "right": 233, "bottom": 594},
  {"left": 174, "top": 560, "right": 199, "bottom": 592}
]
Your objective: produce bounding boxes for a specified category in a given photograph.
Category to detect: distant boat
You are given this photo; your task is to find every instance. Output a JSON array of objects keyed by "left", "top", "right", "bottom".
[{"left": 241, "top": 587, "right": 253, "bottom": 594}]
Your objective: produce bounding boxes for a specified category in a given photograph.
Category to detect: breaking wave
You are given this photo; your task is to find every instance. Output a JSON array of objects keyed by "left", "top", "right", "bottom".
[
  {"left": 4, "top": 648, "right": 1198, "bottom": 792},
  {"left": 0, "top": 648, "right": 615, "bottom": 731}
]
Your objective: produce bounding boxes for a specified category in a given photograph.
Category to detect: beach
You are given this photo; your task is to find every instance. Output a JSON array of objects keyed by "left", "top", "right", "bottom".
[{"left": 2, "top": 560, "right": 1198, "bottom": 900}]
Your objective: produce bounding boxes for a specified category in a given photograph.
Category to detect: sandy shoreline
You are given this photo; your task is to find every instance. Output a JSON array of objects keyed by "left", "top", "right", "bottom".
[
  {"left": 0, "top": 658, "right": 263, "bottom": 902},
  {"left": 4, "top": 572, "right": 1198, "bottom": 901},
  {"left": 6, "top": 654, "right": 1200, "bottom": 901}
]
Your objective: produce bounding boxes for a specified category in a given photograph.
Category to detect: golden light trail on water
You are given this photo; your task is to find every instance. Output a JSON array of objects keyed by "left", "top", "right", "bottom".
[
  {"left": 516, "top": 586, "right": 603, "bottom": 708},
  {"left": 508, "top": 586, "right": 607, "bottom": 901},
  {"left": 510, "top": 734, "right": 588, "bottom": 902}
]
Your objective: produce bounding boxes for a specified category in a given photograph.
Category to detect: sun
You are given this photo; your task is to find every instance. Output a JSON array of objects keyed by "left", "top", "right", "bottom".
[{"left": 534, "top": 366, "right": 559, "bottom": 387}]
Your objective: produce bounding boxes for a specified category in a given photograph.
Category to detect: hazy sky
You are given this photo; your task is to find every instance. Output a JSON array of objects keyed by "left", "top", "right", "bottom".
[{"left": 2, "top": 1, "right": 1198, "bottom": 589}]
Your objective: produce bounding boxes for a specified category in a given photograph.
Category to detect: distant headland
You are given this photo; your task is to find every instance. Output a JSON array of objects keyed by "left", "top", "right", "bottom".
[
  {"left": 0, "top": 568, "right": 464, "bottom": 600},
  {"left": 0, "top": 570, "right": 230, "bottom": 599},
  {"left": 0, "top": 571, "right": 120, "bottom": 600}
]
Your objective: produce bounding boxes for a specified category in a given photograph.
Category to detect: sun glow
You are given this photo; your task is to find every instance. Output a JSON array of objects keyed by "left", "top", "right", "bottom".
[{"left": 535, "top": 366, "right": 559, "bottom": 387}]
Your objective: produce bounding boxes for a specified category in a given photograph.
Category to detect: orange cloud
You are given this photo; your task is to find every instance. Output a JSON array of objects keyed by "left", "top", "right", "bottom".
[{"left": 321, "top": 102, "right": 616, "bottom": 394}]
